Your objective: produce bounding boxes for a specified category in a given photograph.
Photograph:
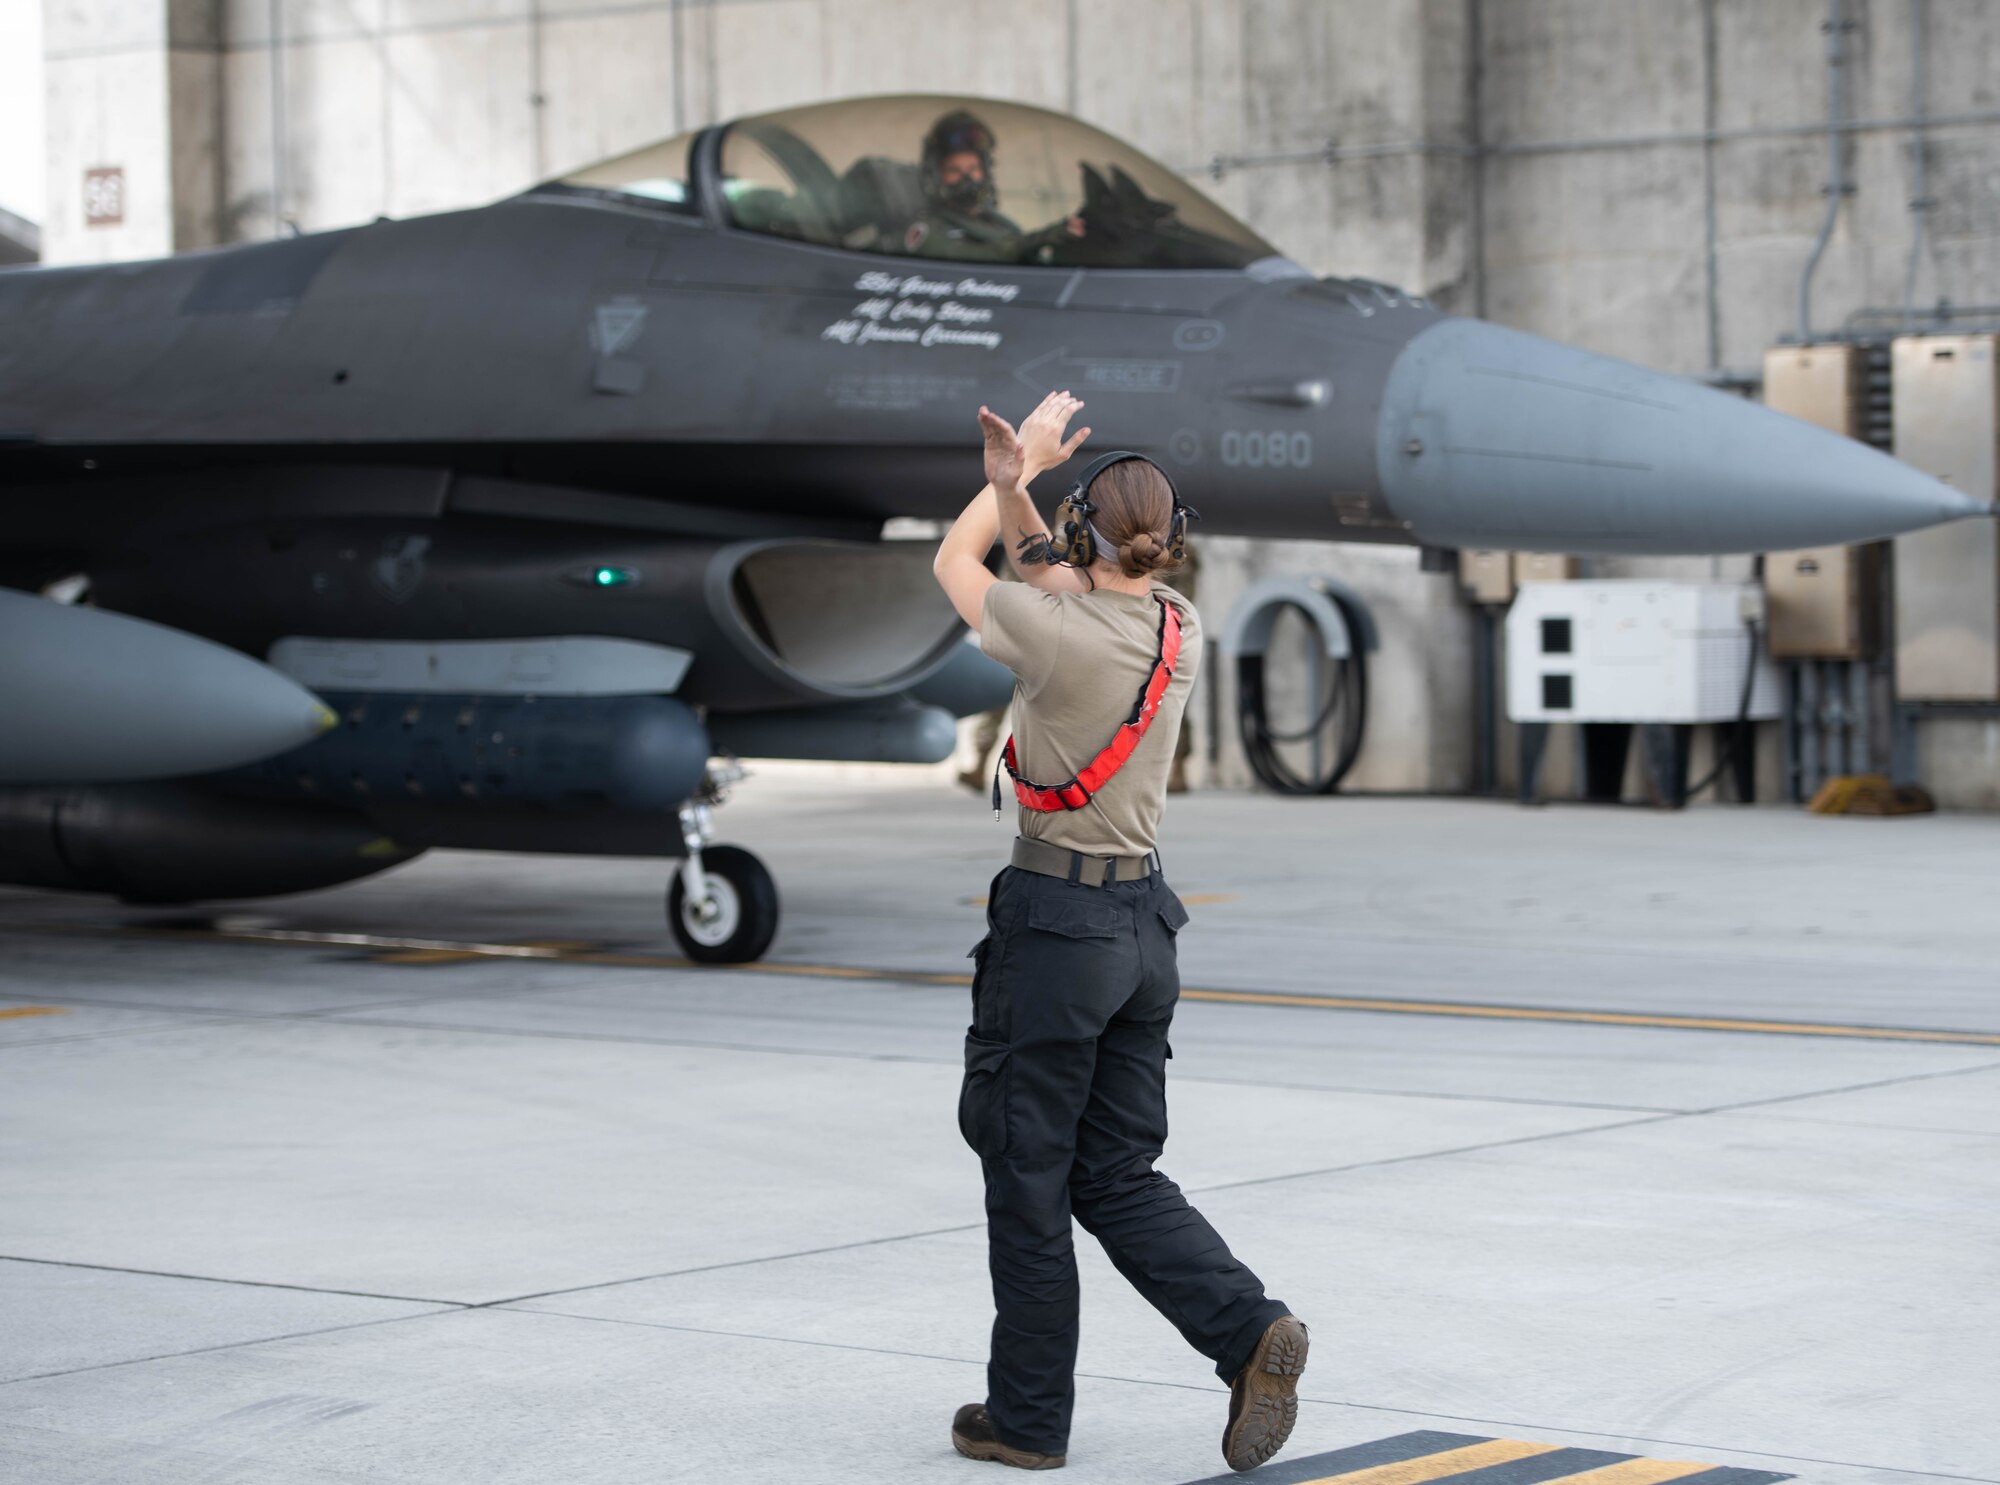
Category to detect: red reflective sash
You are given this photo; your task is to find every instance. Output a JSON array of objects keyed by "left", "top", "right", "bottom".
[{"left": 998, "top": 596, "right": 1182, "bottom": 814}]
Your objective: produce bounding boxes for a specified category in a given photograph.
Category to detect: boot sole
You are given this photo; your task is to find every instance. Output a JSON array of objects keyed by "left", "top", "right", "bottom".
[
  {"left": 1223, "top": 1314, "right": 1309, "bottom": 1472},
  {"left": 953, "top": 1432, "right": 1067, "bottom": 1471}
]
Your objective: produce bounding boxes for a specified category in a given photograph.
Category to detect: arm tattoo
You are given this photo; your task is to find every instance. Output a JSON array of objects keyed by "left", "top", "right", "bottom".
[{"left": 1014, "top": 529, "right": 1057, "bottom": 567}]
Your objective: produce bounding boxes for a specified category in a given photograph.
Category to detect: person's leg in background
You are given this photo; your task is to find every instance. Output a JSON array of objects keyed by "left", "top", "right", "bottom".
[{"left": 958, "top": 703, "right": 1007, "bottom": 793}]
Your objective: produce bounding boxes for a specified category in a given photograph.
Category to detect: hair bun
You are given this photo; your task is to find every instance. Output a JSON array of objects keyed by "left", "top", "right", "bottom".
[{"left": 1118, "top": 531, "right": 1166, "bottom": 579}]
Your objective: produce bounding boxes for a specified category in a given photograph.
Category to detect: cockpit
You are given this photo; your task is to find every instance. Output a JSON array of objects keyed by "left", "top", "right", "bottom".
[{"left": 551, "top": 94, "right": 1283, "bottom": 272}]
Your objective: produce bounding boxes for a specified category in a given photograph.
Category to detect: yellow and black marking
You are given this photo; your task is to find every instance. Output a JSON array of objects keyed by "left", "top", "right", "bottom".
[
  {"left": 1178, "top": 1430, "right": 1792, "bottom": 1485},
  {"left": 11, "top": 917, "right": 2000, "bottom": 1048},
  {"left": 963, "top": 892, "right": 1239, "bottom": 907}
]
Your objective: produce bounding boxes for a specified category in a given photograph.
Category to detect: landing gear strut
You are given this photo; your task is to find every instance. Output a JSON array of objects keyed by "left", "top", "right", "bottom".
[{"left": 668, "top": 763, "right": 779, "bottom": 963}]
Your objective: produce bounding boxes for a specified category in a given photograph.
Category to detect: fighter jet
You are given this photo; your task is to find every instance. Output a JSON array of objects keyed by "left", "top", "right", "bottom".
[{"left": 0, "top": 93, "right": 1986, "bottom": 960}]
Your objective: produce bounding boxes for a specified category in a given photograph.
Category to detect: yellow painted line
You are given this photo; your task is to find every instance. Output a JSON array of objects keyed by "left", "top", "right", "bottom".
[
  {"left": 371, "top": 938, "right": 592, "bottom": 965},
  {"left": 10, "top": 919, "right": 2000, "bottom": 1046},
  {"left": 1305, "top": 1438, "right": 1559, "bottom": 1485},
  {"left": 1172, "top": 987, "right": 2000, "bottom": 1045},
  {"left": 371, "top": 950, "right": 501, "bottom": 964},
  {"left": 1532, "top": 1460, "right": 1716, "bottom": 1485},
  {"left": 0, "top": 1006, "right": 68, "bottom": 1020}
]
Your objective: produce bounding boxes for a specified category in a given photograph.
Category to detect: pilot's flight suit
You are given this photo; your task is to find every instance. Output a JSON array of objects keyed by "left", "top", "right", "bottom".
[
  {"left": 962, "top": 581, "right": 1291, "bottom": 1458},
  {"left": 905, "top": 205, "right": 1022, "bottom": 263}
]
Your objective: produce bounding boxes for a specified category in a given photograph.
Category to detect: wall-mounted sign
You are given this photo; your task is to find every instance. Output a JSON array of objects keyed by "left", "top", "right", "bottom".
[{"left": 83, "top": 167, "right": 125, "bottom": 227}]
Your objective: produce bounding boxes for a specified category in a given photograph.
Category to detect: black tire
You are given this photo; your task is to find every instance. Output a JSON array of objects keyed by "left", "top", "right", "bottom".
[{"left": 666, "top": 843, "right": 780, "bottom": 963}]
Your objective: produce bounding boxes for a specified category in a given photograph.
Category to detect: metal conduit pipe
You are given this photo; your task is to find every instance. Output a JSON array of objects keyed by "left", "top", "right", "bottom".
[
  {"left": 1849, "top": 303, "right": 2000, "bottom": 330},
  {"left": 1797, "top": 0, "right": 1853, "bottom": 343},
  {"left": 1902, "top": 0, "right": 1935, "bottom": 330},
  {"left": 1179, "top": 109, "right": 2000, "bottom": 181}
]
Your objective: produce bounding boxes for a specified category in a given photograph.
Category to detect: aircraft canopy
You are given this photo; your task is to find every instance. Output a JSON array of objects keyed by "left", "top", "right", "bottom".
[{"left": 556, "top": 95, "right": 1282, "bottom": 272}]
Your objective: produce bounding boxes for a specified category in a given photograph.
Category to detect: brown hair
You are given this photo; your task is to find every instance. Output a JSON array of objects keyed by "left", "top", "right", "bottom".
[{"left": 1087, "top": 458, "right": 1182, "bottom": 579}]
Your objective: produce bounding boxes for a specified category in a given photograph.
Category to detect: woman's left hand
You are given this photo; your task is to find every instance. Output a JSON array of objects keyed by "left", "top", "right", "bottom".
[{"left": 979, "top": 405, "right": 1027, "bottom": 493}]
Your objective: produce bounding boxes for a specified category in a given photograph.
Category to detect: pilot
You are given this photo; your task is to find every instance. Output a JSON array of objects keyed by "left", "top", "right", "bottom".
[
  {"left": 904, "top": 109, "right": 1091, "bottom": 265},
  {"left": 907, "top": 111, "right": 1024, "bottom": 262},
  {"left": 930, "top": 391, "right": 1308, "bottom": 1474}
]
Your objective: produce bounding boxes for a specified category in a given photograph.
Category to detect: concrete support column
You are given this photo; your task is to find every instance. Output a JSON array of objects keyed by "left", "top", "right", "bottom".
[{"left": 41, "top": 0, "right": 222, "bottom": 264}]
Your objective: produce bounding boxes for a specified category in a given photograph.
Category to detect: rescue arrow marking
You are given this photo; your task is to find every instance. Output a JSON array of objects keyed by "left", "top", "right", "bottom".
[{"left": 1014, "top": 346, "right": 1182, "bottom": 394}]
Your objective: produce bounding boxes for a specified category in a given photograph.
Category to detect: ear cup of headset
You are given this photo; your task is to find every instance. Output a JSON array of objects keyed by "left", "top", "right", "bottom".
[
  {"left": 1052, "top": 451, "right": 1194, "bottom": 568},
  {"left": 1053, "top": 488, "right": 1096, "bottom": 567}
]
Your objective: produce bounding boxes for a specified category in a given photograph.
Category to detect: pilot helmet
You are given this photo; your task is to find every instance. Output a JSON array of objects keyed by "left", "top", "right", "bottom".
[{"left": 921, "top": 110, "right": 998, "bottom": 215}]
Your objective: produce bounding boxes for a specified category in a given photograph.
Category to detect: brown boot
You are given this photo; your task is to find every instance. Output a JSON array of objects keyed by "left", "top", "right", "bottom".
[
  {"left": 1221, "top": 1314, "right": 1308, "bottom": 1472},
  {"left": 951, "top": 1404, "right": 1066, "bottom": 1470}
]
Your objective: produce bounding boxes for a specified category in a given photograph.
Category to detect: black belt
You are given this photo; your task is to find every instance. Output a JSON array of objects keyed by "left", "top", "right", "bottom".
[{"left": 1011, "top": 835, "right": 1159, "bottom": 888}]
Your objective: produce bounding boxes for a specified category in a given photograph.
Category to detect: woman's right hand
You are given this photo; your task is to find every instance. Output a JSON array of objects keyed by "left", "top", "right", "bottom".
[{"left": 1014, "top": 391, "right": 1091, "bottom": 481}]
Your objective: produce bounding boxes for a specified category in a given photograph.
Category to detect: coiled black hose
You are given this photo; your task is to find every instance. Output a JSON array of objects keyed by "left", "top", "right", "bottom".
[{"left": 1234, "top": 595, "right": 1369, "bottom": 794}]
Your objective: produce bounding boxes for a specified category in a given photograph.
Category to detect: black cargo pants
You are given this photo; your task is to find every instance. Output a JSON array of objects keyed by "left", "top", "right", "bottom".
[{"left": 959, "top": 860, "right": 1291, "bottom": 1456}]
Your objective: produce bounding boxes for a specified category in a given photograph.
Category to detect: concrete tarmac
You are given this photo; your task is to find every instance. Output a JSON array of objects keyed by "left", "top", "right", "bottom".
[{"left": 1, "top": 769, "right": 1996, "bottom": 1484}]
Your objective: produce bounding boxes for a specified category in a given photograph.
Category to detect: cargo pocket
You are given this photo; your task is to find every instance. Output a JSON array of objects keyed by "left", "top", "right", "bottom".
[
  {"left": 967, "top": 935, "right": 990, "bottom": 992},
  {"left": 958, "top": 1031, "right": 1011, "bottom": 1159},
  {"left": 1026, "top": 897, "right": 1122, "bottom": 940},
  {"left": 967, "top": 936, "right": 1007, "bottom": 1038},
  {"left": 1155, "top": 893, "right": 1190, "bottom": 937}
]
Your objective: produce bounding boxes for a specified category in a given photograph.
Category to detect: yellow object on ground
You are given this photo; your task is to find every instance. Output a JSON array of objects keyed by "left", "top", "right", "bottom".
[{"left": 1806, "top": 774, "right": 1936, "bottom": 815}]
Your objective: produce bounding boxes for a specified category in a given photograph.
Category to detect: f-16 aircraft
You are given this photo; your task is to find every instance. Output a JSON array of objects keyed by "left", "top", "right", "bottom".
[{"left": 0, "top": 94, "right": 1987, "bottom": 961}]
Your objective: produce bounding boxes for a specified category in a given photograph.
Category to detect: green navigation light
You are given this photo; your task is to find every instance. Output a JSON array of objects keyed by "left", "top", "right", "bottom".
[{"left": 593, "top": 567, "right": 636, "bottom": 588}]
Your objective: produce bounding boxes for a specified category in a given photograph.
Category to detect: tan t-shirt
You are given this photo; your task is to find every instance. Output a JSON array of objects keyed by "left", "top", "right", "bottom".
[{"left": 979, "top": 579, "right": 1201, "bottom": 858}]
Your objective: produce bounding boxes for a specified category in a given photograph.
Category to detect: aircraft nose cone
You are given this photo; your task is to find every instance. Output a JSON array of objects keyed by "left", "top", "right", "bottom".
[{"left": 1374, "top": 318, "right": 1992, "bottom": 554}]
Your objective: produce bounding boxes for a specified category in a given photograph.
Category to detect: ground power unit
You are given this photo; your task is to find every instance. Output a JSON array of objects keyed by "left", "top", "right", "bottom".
[
  {"left": 1505, "top": 581, "right": 1781, "bottom": 807},
  {"left": 1506, "top": 581, "right": 1780, "bottom": 725}
]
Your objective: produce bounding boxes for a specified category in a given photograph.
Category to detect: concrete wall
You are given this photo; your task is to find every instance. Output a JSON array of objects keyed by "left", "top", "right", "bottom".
[
  {"left": 34, "top": 0, "right": 2000, "bottom": 803},
  {"left": 40, "top": 0, "right": 223, "bottom": 262}
]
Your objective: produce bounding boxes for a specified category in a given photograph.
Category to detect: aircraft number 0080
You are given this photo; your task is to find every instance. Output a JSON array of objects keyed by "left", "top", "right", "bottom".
[{"left": 1219, "top": 430, "right": 1313, "bottom": 469}]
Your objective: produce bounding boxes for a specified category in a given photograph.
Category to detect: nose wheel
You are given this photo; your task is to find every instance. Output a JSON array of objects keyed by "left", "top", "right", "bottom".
[
  {"left": 667, "top": 843, "right": 779, "bottom": 962},
  {"left": 669, "top": 783, "right": 779, "bottom": 962}
]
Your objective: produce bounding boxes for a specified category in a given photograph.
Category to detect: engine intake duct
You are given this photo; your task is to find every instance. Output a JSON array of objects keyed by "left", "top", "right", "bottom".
[{"left": 709, "top": 539, "right": 968, "bottom": 705}]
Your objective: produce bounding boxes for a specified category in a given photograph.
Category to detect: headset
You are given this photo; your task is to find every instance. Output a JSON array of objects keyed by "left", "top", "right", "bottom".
[{"left": 1048, "top": 451, "right": 1200, "bottom": 570}]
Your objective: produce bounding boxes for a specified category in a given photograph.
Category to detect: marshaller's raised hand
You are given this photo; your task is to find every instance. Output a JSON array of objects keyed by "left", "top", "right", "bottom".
[
  {"left": 1015, "top": 390, "right": 1091, "bottom": 479},
  {"left": 979, "top": 405, "right": 1027, "bottom": 493}
]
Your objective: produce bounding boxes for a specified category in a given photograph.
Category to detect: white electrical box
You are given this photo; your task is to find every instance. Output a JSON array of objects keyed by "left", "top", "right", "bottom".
[{"left": 1506, "top": 581, "right": 1781, "bottom": 724}]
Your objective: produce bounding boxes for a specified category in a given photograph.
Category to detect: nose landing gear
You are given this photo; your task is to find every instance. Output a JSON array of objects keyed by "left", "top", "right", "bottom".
[{"left": 669, "top": 764, "right": 780, "bottom": 963}]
